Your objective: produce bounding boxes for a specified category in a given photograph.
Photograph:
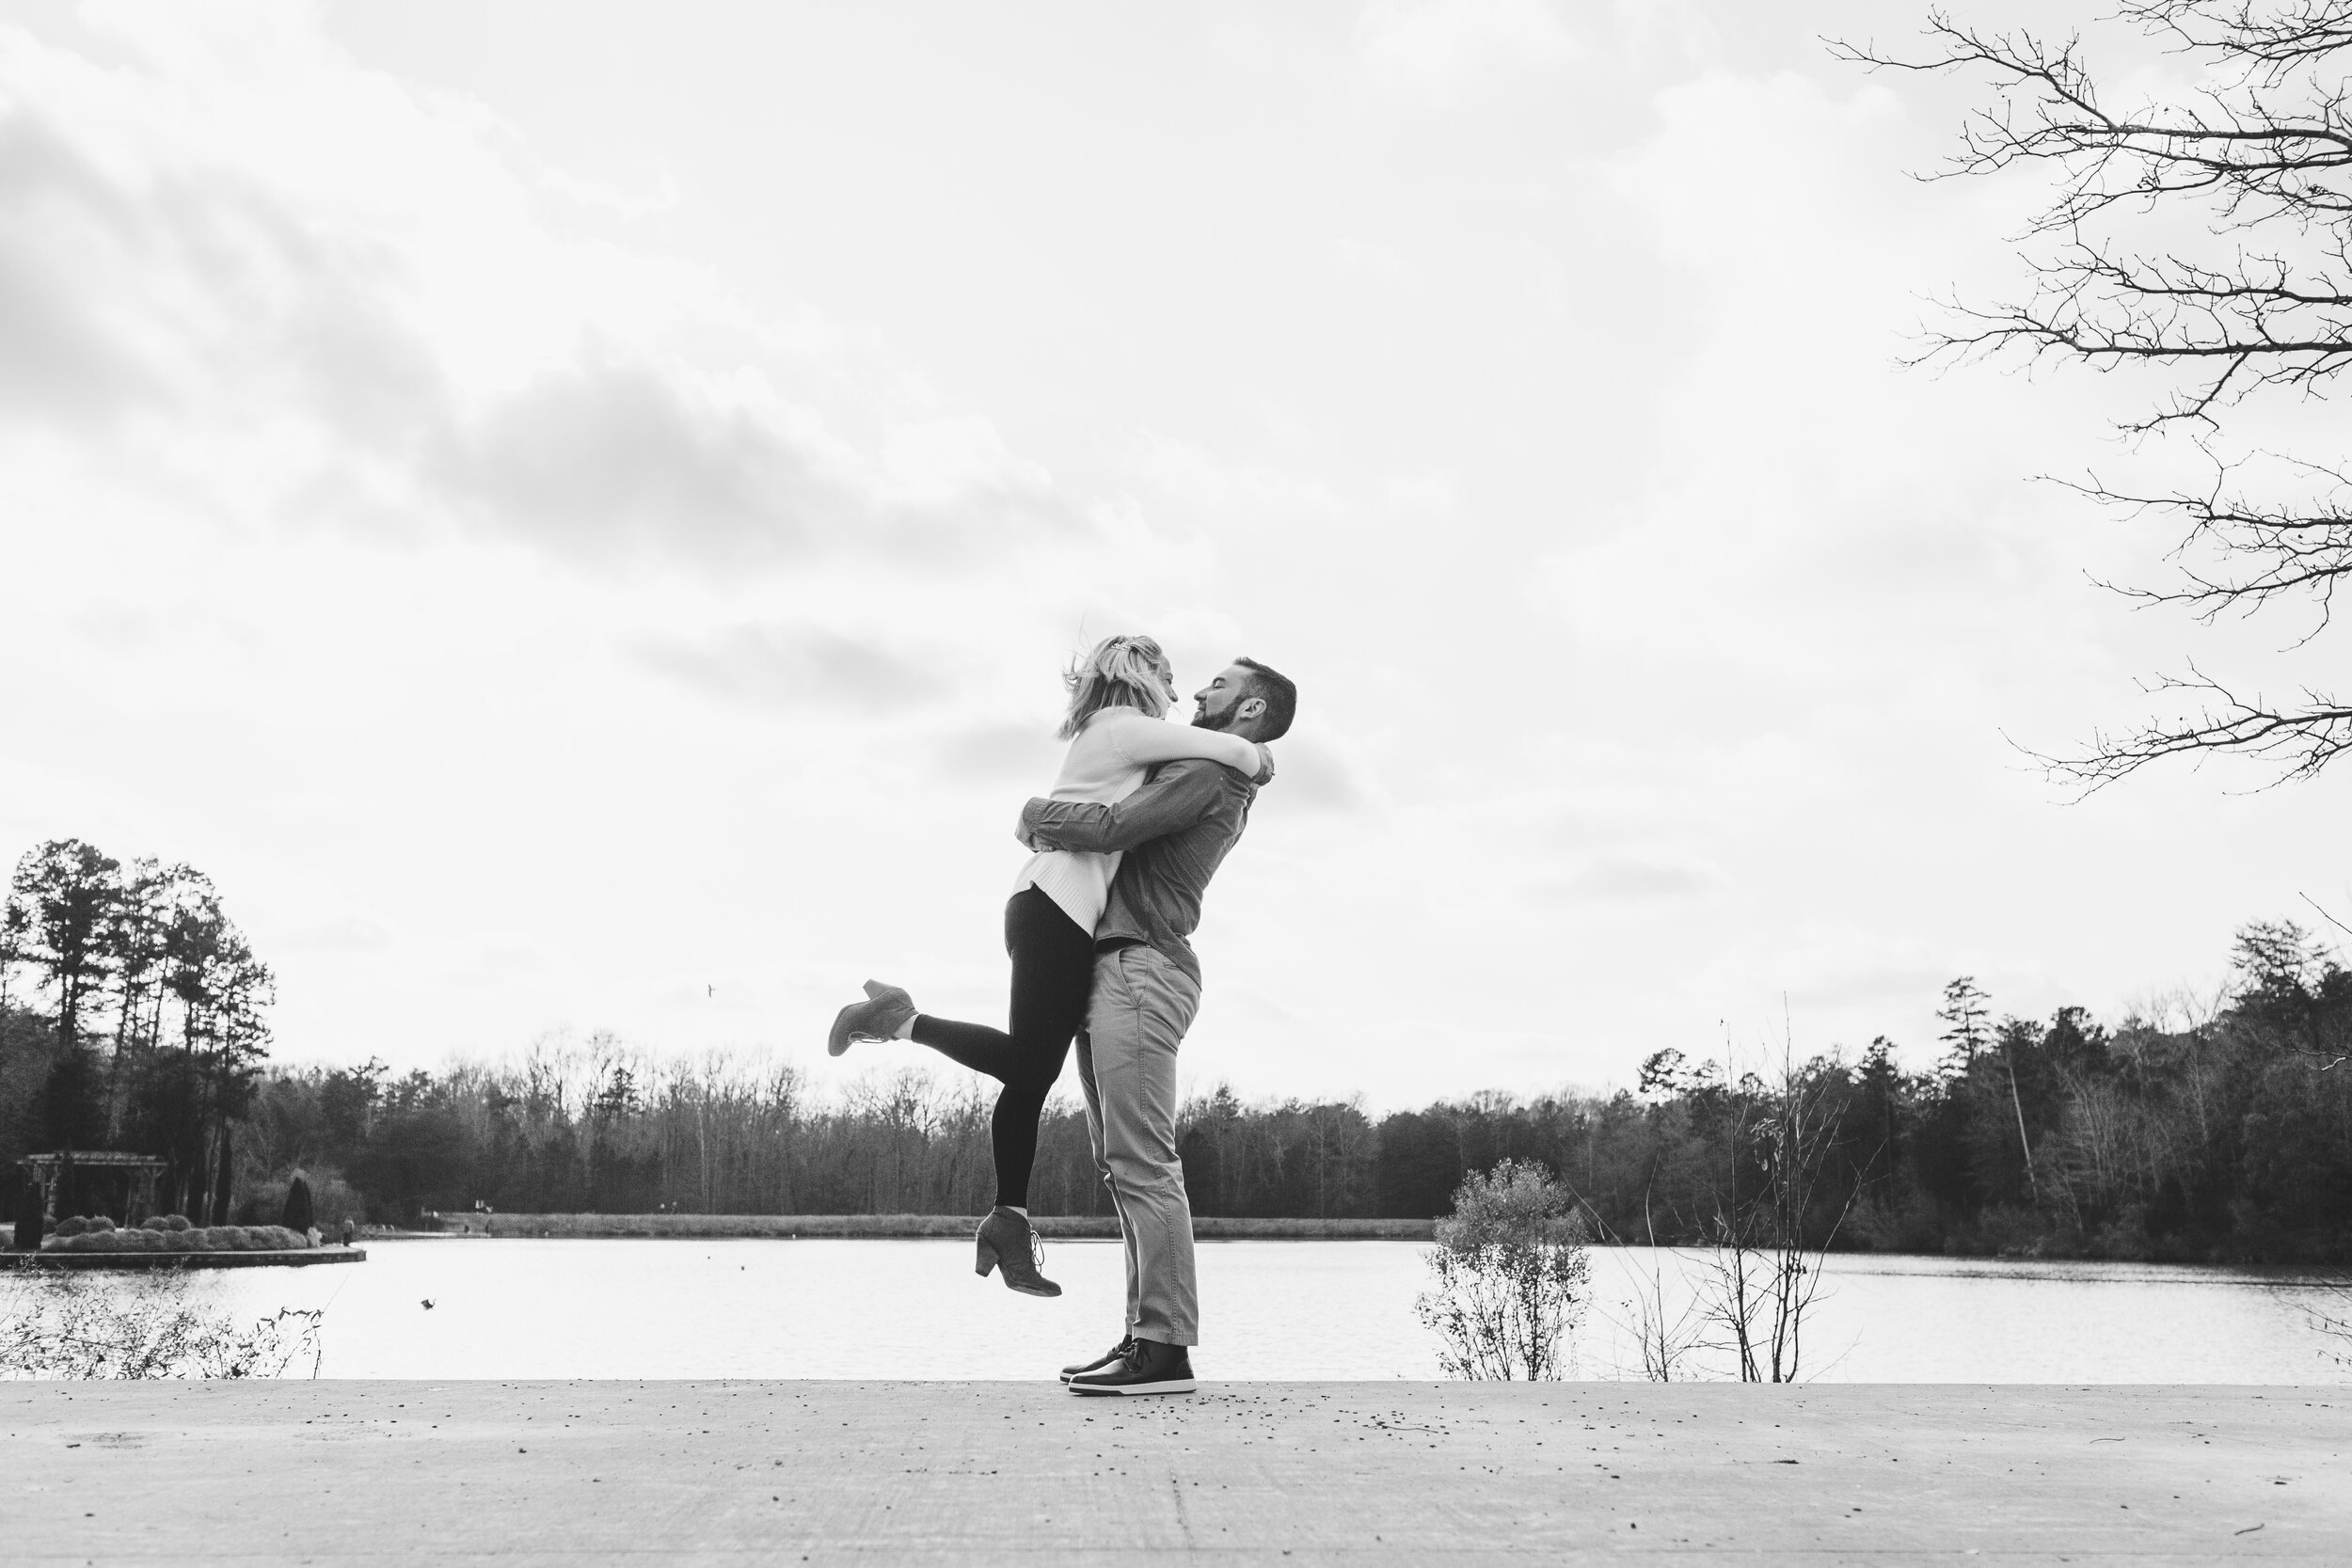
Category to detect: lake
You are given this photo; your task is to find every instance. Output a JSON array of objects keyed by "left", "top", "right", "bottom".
[{"left": 58, "top": 1239, "right": 2352, "bottom": 1382}]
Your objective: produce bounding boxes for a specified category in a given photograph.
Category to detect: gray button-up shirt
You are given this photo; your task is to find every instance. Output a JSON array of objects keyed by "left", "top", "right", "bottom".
[{"left": 1018, "top": 757, "right": 1260, "bottom": 988}]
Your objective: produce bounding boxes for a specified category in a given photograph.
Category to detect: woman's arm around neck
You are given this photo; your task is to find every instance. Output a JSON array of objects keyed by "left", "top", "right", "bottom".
[{"left": 1092, "top": 706, "right": 1267, "bottom": 778}]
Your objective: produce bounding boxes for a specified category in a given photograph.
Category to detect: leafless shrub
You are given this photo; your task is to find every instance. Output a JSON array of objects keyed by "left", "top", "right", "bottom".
[
  {"left": 1617, "top": 1257, "right": 1708, "bottom": 1382},
  {"left": 0, "top": 1273, "right": 322, "bottom": 1379},
  {"left": 2312, "top": 1272, "right": 2352, "bottom": 1366},
  {"left": 1698, "top": 1050, "right": 1854, "bottom": 1384}
]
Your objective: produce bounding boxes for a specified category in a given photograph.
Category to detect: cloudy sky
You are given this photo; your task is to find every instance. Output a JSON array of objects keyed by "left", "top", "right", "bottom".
[{"left": 2, "top": 0, "right": 2339, "bottom": 1108}]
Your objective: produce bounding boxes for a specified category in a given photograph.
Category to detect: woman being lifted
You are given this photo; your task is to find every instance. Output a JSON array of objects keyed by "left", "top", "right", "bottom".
[{"left": 824, "top": 634, "right": 1272, "bottom": 1295}]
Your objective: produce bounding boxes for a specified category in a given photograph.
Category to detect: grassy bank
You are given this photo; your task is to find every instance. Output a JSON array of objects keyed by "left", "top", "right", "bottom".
[{"left": 421, "top": 1212, "right": 1435, "bottom": 1241}]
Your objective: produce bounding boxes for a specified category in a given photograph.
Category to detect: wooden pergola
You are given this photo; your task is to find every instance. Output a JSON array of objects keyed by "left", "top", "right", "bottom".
[{"left": 18, "top": 1151, "right": 170, "bottom": 1225}]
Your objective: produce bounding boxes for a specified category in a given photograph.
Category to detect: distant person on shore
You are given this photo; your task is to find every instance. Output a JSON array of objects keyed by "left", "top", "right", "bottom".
[
  {"left": 1025, "top": 657, "right": 1296, "bottom": 1396},
  {"left": 825, "top": 636, "right": 1274, "bottom": 1298}
]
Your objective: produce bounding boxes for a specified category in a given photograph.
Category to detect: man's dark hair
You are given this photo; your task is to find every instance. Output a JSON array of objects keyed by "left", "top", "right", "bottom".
[{"left": 1233, "top": 657, "right": 1296, "bottom": 741}]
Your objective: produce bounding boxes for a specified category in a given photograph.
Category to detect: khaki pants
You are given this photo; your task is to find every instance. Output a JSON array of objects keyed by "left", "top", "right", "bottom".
[{"left": 1076, "top": 943, "right": 1200, "bottom": 1346}]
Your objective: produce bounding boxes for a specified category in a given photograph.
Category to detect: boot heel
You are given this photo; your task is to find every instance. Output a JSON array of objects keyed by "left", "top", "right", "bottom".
[{"left": 975, "top": 1239, "right": 998, "bottom": 1277}]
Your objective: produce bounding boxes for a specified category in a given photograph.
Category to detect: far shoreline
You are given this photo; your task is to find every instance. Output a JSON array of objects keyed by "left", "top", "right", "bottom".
[{"left": 411, "top": 1212, "right": 1433, "bottom": 1242}]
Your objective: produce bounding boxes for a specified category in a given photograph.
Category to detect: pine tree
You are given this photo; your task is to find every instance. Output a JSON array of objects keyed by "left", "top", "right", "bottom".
[
  {"left": 1935, "top": 977, "right": 1992, "bottom": 1075},
  {"left": 6, "top": 840, "right": 124, "bottom": 1054}
]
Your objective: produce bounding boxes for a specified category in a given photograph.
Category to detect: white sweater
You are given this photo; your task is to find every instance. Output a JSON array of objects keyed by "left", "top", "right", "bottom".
[{"left": 1014, "top": 706, "right": 1265, "bottom": 935}]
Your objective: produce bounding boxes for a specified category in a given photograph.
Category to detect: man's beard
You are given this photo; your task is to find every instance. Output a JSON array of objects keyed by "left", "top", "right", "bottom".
[{"left": 1191, "top": 702, "right": 1238, "bottom": 732}]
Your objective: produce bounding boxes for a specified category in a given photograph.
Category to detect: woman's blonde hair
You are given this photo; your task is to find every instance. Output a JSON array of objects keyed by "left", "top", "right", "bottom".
[{"left": 1060, "top": 633, "right": 1171, "bottom": 739}]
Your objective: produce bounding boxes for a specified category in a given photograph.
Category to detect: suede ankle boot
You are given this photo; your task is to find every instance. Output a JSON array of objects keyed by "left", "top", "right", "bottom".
[{"left": 973, "top": 1205, "right": 1061, "bottom": 1297}]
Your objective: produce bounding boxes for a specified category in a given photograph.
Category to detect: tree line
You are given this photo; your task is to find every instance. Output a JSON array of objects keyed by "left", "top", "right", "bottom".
[{"left": 6, "top": 838, "right": 2349, "bottom": 1261}]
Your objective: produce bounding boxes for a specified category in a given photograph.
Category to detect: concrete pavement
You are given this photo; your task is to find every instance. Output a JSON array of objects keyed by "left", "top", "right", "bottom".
[{"left": 6, "top": 1381, "right": 2346, "bottom": 1563}]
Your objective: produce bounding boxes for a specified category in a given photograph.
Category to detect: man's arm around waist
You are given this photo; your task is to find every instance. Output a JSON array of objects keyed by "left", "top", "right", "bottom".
[{"left": 1020, "top": 758, "right": 1232, "bottom": 854}]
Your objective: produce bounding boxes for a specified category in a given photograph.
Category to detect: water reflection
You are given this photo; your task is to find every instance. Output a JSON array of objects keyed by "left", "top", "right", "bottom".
[{"left": 141, "top": 1239, "right": 2352, "bottom": 1382}]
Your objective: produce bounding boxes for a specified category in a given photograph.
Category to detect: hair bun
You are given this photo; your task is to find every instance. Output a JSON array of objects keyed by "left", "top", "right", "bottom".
[{"left": 1058, "top": 633, "right": 1169, "bottom": 738}]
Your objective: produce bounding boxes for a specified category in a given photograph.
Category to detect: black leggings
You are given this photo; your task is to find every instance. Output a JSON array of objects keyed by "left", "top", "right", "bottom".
[{"left": 910, "top": 885, "right": 1093, "bottom": 1210}]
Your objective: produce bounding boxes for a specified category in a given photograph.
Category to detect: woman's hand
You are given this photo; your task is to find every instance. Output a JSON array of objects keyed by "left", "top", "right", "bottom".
[{"left": 1251, "top": 743, "right": 1277, "bottom": 785}]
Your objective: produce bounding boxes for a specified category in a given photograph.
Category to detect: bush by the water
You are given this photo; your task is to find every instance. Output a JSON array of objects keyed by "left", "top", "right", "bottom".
[
  {"left": 240, "top": 1169, "right": 363, "bottom": 1235},
  {"left": 1415, "top": 1160, "right": 1591, "bottom": 1380},
  {"left": 40, "top": 1216, "right": 310, "bottom": 1253},
  {"left": 0, "top": 1272, "right": 322, "bottom": 1378}
]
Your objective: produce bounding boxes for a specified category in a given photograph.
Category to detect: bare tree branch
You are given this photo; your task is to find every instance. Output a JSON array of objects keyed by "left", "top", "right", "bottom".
[
  {"left": 2022, "top": 659, "right": 2352, "bottom": 788},
  {"left": 1833, "top": 4, "right": 2352, "bottom": 785},
  {"left": 2058, "top": 451, "right": 2352, "bottom": 633}
]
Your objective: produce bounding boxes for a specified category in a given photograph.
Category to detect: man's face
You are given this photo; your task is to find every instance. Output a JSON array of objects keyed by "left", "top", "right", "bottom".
[{"left": 1190, "top": 664, "right": 1257, "bottom": 732}]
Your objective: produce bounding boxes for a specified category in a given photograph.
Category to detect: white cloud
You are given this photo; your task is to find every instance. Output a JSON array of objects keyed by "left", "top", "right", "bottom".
[
  {"left": 3, "top": 0, "right": 2339, "bottom": 1110},
  {"left": 0, "top": 7, "right": 1078, "bottom": 578},
  {"left": 1352, "top": 0, "right": 1580, "bottom": 105},
  {"left": 1525, "top": 849, "right": 1725, "bottom": 907},
  {"left": 1708, "top": 919, "right": 1951, "bottom": 1022},
  {"left": 638, "top": 625, "right": 944, "bottom": 715}
]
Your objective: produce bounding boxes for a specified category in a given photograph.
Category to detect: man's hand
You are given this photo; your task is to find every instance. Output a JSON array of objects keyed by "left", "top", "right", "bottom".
[{"left": 1018, "top": 798, "right": 1063, "bottom": 852}]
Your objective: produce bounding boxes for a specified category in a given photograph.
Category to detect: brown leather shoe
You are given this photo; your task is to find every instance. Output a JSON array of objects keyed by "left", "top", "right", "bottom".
[
  {"left": 974, "top": 1206, "right": 1061, "bottom": 1297},
  {"left": 827, "top": 980, "right": 915, "bottom": 1057}
]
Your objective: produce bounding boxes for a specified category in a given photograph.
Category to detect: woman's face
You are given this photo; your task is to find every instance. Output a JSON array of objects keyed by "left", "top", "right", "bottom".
[{"left": 1155, "top": 657, "right": 1179, "bottom": 705}]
